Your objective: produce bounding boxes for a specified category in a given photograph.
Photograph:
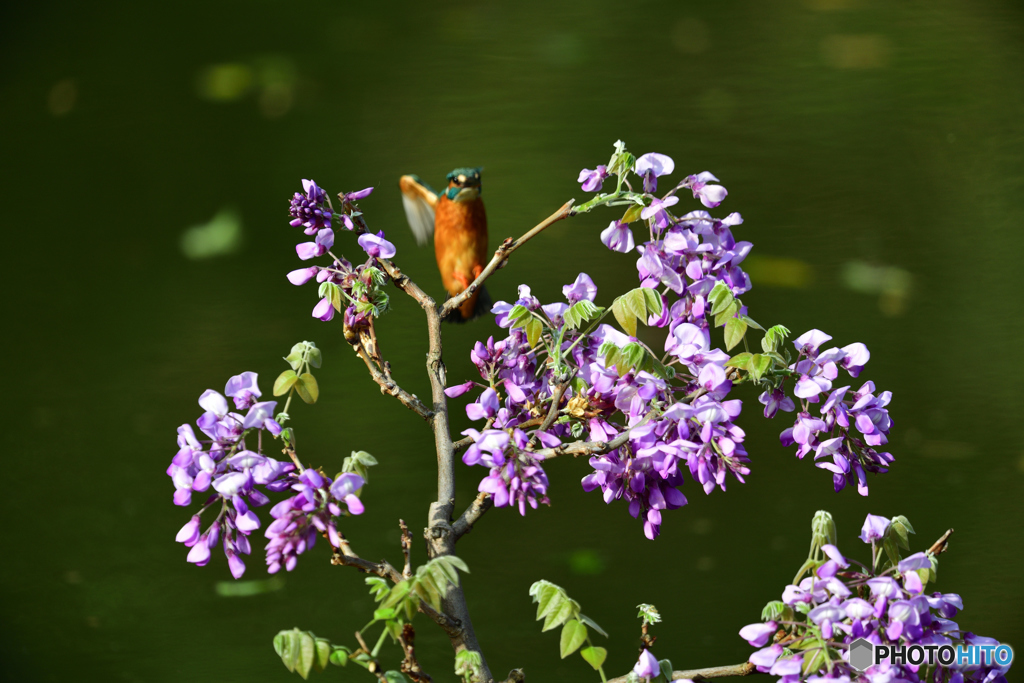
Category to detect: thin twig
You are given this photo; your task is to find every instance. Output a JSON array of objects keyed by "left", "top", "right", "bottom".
[
  {"left": 400, "top": 519, "right": 413, "bottom": 579},
  {"left": 351, "top": 342, "right": 434, "bottom": 420},
  {"left": 330, "top": 538, "right": 462, "bottom": 638},
  {"left": 452, "top": 492, "right": 494, "bottom": 541},
  {"left": 399, "top": 624, "right": 432, "bottom": 683},
  {"left": 606, "top": 661, "right": 757, "bottom": 683},
  {"left": 440, "top": 200, "right": 575, "bottom": 318},
  {"left": 928, "top": 528, "right": 954, "bottom": 556}
]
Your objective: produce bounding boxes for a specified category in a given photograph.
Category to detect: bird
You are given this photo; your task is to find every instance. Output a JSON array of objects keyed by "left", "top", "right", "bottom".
[{"left": 399, "top": 167, "right": 491, "bottom": 322}]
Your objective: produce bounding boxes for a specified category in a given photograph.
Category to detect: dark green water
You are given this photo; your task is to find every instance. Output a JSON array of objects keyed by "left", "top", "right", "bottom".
[{"left": 2, "top": 1, "right": 1023, "bottom": 681}]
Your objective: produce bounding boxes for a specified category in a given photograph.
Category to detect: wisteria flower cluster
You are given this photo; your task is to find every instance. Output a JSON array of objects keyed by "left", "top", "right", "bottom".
[
  {"left": 286, "top": 180, "right": 396, "bottom": 329},
  {"left": 738, "top": 512, "right": 1010, "bottom": 683},
  {"left": 446, "top": 141, "right": 894, "bottom": 539},
  {"left": 168, "top": 348, "right": 371, "bottom": 579}
]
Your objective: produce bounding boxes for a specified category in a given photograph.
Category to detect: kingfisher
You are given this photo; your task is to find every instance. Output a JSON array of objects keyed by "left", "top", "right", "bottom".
[{"left": 399, "top": 168, "right": 490, "bottom": 322}]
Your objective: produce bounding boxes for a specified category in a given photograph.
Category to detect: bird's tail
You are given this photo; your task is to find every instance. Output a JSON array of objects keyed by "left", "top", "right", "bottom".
[{"left": 444, "top": 285, "right": 491, "bottom": 324}]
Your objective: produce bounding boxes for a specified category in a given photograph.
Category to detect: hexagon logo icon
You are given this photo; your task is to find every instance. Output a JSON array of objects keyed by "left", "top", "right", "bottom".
[{"left": 849, "top": 638, "right": 874, "bottom": 672}]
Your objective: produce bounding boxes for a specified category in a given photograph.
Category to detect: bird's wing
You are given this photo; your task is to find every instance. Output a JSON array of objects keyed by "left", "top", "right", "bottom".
[{"left": 399, "top": 175, "right": 438, "bottom": 246}]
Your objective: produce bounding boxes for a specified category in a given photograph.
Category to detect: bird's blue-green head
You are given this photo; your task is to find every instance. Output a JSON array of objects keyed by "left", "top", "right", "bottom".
[{"left": 443, "top": 167, "right": 483, "bottom": 201}]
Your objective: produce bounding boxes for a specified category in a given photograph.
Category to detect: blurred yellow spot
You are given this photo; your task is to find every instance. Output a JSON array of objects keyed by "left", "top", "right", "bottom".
[
  {"left": 841, "top": 260, "right": 911, "bottom": 317},
  {"left": 821, "top": 35, "right": 892, "bottom": 69},
  {"left": 695, "top": 556, "right": 716, "bottom": 571},
  {"left": 671, "top": 17, "right": 710, "bottom": 54},
  {"left": 197, "top": 63, "right": 254, "bottom": 102},
  {"left": 215, "top": 576, "right": 285, "bottom": 597},
  {"left": 48, "top": 79, "right": 77, "bottom": 116},
  {"left": 181, "top": 208, "right": 243, "bottom": 260},
  {"left": 744, "top": 255, "right": 813, "bottom": 289}
]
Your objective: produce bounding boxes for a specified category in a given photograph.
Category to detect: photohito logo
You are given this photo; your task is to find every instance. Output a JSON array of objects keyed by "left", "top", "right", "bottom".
[{"left": 847, "top": 638, "right": 1015, "bottom": 672}]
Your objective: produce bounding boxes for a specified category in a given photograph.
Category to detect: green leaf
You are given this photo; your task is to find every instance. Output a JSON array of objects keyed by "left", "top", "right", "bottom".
[
  {"left": 542, "top": 596, "right": 578, "bottom": 632},
  {"left": 374, "top": 607, "right": 398, "bottom": 621},
  {"left": 620, "top": 343, "right": 645, "bottom": 372},
  {"left": 889, "top": 518, "right": 913, "bottom": 551},
  {"left": 307, "top": 346, "right": 322, "bottom": 369},
  {"left": 892, "top": 515, "right": 915, "bottom": 535},
  {"left": 526, "top": 317, "right": 543, "bottom": 348},
  {"left": 273, "top": 630, "right": 297, "bottom": 672},
  {"left": 761, "top": 600, "right": 794, "bottom": 623},
  {"left": 366, "top": 576, "right": 389, "bottom": 601},
  {"left": 636, "top": 603, "right": 662, "bottom": 625},
  {"left": 623, "top": 288, "right": 648, "bottom": 322},
  {"left": 622, "top": 203, "right": 644, "bottom": 224},
  {"left": 714, "top": 300, "right": 740, "bottom": 327},
  {"left": 749, "top": 354, "right": 771, "bottom": 381},
  {"left": 580, "top": 646, "right": 608, "bottom": 670},
  {"left": 724, "top": 317, "right": 748, "bottom": 351},
  {"left": 659, "top": 659, "right": 674, "bottom": 682},
  {"left": 381, "top": 581, "right": 412, "bottom": 610},
  {"left": 611, "top": 297, "right": 637, "bottom": 337},
  {"left": 295, "top": 630, "right": 316, "bottom": 680},
  {"left": 535, "top": 586, "right": 565, "bottom": 622},
  {"left": 508, "top": 304, "right": 529, "bottom": 322},
  {"left": 708, "top": 281, "right": 731, "bottom": 308},
  {"left": 328, "top": 645, "right": 351, "bottom": 667},
  {"left": 882, "top": 536, "right": 900, "bottom": 567},
  {"left": 603, "top": 347, "right": 621, "bottom": 373},
  {"left": 738, "top": 314, "right": 764, "bottom": 331},
  {"left": 579, "top": 614, "right": 609, "bottom": 638},
  {"left": 284, "top": 352, "right": 303, "bottom": 371},
  {"left": 642, "top": 288, "right": 663, "bottom": 317},
  {"left": 383, "top": 671, "right": 407, "bottom": 683},
  {"left": 295, "top": 373, "right": 319, "bottom": 404},
  {"left": 274, "top": 370, "right": 299, "bottom": 396},
  {"left": 762, "top": 324, "right": 791, "bottom": 353},
  {"left": 559, "top": 619, "right": 588, "bottom": 658},
  {"left": 314, "top": 638, "right": 331, "bottom": 672},
  {"left": 725, "top": 352, "right": 753, "bottom": 370}
]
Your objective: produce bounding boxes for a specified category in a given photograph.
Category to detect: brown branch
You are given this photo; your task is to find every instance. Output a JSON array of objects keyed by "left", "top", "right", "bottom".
[
  {"left": 330, "top": 538, "right": 462, "bottom": 638},
  {"left": 353, "top": 630, "right": 388, "bottom": 682},
  {"left": 928, "top": 528, "right": 954, "bottom": 556},
  {"left": 400, "top": 519, "right": 413, "bottom": 579},
  {"left": 372, "top": 257, "right": 494, "bottom": 681},
  {"left": 351, "top": 342, "right": 434, "bottom": 420},
  {"left": 452, "top": 492, "right": 494, "bottom": 541},
  {"left": 398, "top": 624, "right": 432, "bottom": 683},
  {"left": 440, "top": 200, "right": 575, "bottom": 318},
  {"left": 607, "top": 661, "right": 758, "bottom": 683}
]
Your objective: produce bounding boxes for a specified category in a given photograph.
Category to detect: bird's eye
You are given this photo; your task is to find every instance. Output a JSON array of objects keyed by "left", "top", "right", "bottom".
[{"left": 457, "top": 175, "right": 466, "bottom": 184}]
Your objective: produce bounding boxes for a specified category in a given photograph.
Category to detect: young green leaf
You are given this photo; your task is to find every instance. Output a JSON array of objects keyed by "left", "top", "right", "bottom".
[
  {"left": 580, "top": 646, "right": 608, "bottom": 670},
  {"left": 749, "top": 354, "right": 771, "bottom": 381},
  {"left": 559, "top": 619, "right": 588, "bottom": 658},
  {"left": 714, "top": 300, "right": 740, "bottom": 327},
  {"left": 725, "top": 352, "right": 754, "bottom": 370},
  {"left": 314, "top": 638, "right": 331, "bottom": 672},
  {"left": 611, "top": 297, "right": 638, "bottom": 337},
  {"left": 274, "top": 370, "right": 299, "bottom": 396},
  {"left": 579, "top": 614, "right": 609, "bottom": 638},
  {"left": 295, "top": 373, "right": 319, "bottom": 404},
  {"left": 659, "top": 659, "right": 674, "bottom": 682},
  {"left": 328, "top": 645, "right": 351, "bottom": 667},
  {"left": 526, "top": 317, "right": 543, "bottom": 348},
  {"left": 724, "top": 317, "right": 748, "bottom": 351},
  {"left": 307, "top": 345, "right": 323, "bottom": 368}
]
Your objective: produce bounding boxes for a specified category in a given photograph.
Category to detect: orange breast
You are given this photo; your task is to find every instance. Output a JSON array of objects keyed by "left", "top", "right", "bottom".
[{"left": 434, "top": 195, "right": 489, "bottom": 318}]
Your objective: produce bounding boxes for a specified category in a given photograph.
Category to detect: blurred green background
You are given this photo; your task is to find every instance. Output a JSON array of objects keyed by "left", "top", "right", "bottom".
[{"left": 2, "top": 0, "right": 1023, "bottom": 681}]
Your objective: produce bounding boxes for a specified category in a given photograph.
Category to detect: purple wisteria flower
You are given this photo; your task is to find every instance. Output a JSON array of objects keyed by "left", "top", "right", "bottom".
[
  {"left": 739, "top": 513, "right": 1010, "bottom": 683},
  {"left": 169, "top": 374, "right": 295, "bottom": 578},
  {"left": 578, "top": 165, "right": 609, "bottom": 192},
  {"left": 296, "top": 228, "right": 334, "bottom": 261},
  {"left": 633, "top": 649, "right": 659, "bottom": 679},
  {"left": 775, "top": 330, "right": 894, "bottom": 494},
  {"left": 289, "top": 179, "right": 332, "bottom": 234},
  {"left": 683, "top": 172, "right": 728, "bottom": 208},
  {"left": 634, "top": 152, "right": 675, "bottom": 193},
  {"left": 600, "top": 220, "right": 635, "bottom": 253},
  {"left": 357, "top": 231, "right": 397, "bottom": 259}
]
